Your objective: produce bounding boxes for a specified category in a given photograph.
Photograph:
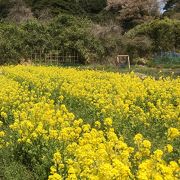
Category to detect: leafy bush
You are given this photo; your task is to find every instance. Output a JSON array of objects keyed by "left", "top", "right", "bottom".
[
  {"left": 79, "top": 0, "right": 107, "bottom": 13},
  {"left": 0, "top": 23, "right": 25, "bottom": 64},
  {"left": 27, "top": 0, "right": 84, "bottom": 16},
  {"left": 122, "top": 35, "right": 153, "bottom": 61},
  {"left": 0, "top": 0, "right": 12, "bottom": 20},
  {"left": 126, "top": 18, "right": 180, "bottom": 52},
  {"left": 22, "top": 20, "right": 53, "bottom": 51},
  {"left": 24, "top": 0, "right": 107, "bottom": 17},
  {"left": 48, "top": 14, "right": 105, "bottom": 63},
  {"left": 154, "top": 57, "right": 180, "bottom": 64},
  {"left": 0, "top": 14, "right": 105, "bottom": 64}
]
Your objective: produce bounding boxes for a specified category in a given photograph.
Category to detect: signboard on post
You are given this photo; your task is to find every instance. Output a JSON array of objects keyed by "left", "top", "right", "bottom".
[{"left": 117, "top": 55, "right": 130, "bottom": 70}]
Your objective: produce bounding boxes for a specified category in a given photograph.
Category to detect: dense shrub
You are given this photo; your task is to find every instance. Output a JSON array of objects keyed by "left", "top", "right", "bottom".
[
  {"left": 0, "top": 0, "right": 12, "bottom": 20},
  {"left": 26, "top": 0, "right": 84, "bottom": 16},
  {"left": 126, "top": 18, "right": 180, "bottom": 52},
  {"left": 24, "top": 0, "right": 107, "bottom": 17},
  {"left": 48, "top": 15, "right": 105, "bottom": 63},
  {"left": 21, "top": 20, "right": 53, "bottom": 51},
  {"left": 1, "top": 16, "right": 179, "bottom": 65},
  {"left": 0, "top": 14, "right": 105, "bottom": 64},
  {"left": 79, "top": 0, "right": 107, "bottom": 13},
  {"left": 122, "top": 35, "right": 153, "bottom": 61},
  {"left": 0, "top": 23, "right": 25, "bottom": 64}
]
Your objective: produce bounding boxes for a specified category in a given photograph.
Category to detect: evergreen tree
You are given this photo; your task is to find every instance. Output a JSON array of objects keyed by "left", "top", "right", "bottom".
[
  {"left": 106, "top": 0, "right": 160, "bottom": 30},
  {"left": 163, "top": 0, "right": 180, "bottom": 19},
  {"left": 0, "top": 0, "right": 12, "bottom": 19}
]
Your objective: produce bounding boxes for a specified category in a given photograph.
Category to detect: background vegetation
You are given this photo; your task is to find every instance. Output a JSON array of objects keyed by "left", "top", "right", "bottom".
[
  {"left": 0, "top": 0, "right": 179, "bottom": 65},
  {"left": 0, "top": 1, "right": 180, "bottom": 179}
]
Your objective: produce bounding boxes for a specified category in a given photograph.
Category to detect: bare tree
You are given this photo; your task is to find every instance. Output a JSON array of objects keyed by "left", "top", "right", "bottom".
[
  {"left": 35, "top": 8, "right": 53, "bottom": 22},
  {"left": 6, "top": 0, "right": 33, "bottom": 23}
]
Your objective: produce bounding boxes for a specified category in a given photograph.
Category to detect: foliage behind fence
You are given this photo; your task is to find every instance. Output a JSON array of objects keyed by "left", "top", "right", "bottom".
[
  {"left": 0, "top": 14, "right": 105, "bottom": 65},
  {"left": 30, "top": 49, "right": 81, "bottom": 65},
  {"left": 152, "top": 51, "right": 180, "bottom": 67}
]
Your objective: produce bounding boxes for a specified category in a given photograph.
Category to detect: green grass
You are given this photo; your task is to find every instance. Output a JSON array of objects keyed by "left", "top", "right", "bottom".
[
  {"left": 67, "top": 64, "right": 180, "bottom": 78},
  {"left": 0, "top": 147, "right": 34, "bottom": 180},
  {"left": 149, "top": 57, "right": 180, "bottom": 69}
]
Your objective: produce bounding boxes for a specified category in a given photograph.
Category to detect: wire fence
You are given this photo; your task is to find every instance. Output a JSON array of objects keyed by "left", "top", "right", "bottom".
[
  {"left": 30, "top": 49, "right": 81, "bottom": 65},
  {"left": 154, "top": 51, "right": 180, "bottom": 58},
  {"left": 153, "top": 51, "right": 180, "bottom": 65}
]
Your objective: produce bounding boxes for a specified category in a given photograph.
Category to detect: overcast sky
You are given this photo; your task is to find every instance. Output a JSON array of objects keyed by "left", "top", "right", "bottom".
[{"left": 158, "top": 0, "right": 166, "bottom": 13}]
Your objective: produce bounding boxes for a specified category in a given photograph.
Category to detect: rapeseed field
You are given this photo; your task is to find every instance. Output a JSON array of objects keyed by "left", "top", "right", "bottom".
[{"left": 0, "top": 66, "right": 179, "bottom": 179}]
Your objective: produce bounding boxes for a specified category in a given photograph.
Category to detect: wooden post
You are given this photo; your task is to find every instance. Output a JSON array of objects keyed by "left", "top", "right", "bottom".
[
  {"left": 127, "top": 56, "right": 130, "bottom": 70},
  {"left": 117, "top": 55, "right": 130, "bottom": 70}
]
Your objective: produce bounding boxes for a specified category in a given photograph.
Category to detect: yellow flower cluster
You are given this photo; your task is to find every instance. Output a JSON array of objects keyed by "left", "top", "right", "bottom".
[
  {"left": 134, "top": 133, "right": 152, "bottom": 161},
  {"left": 168, "top": 127, "right": 180, "bottom": 140},
  {"left": 3, "top": 66, "right": 179, "bottom": 129},
  {"left": 137, "top": 150, "right": 179, "bottom": 180},
  {"left": 0, "top": 65, "right": 179, "bottom": 179}
]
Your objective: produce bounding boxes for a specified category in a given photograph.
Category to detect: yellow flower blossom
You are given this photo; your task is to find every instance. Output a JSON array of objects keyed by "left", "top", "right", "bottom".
[
  {"left": 0, "top": 131, "right": 5, "bottom": 137},
  {"left": 134, "top": 133, "right": 143, "bottom": 143},
  {"left": 0, "top": 66, "right": 179, "bottom": 180},
  {"left": 168, "top": 128, "right": 180, "bottom": 139},
  {"left": 48, "top": 173, "right": 62, "bottom": 180},
  {"left": 142, "top": 140, "right": 151, "bottom": 149},
  {"left": 104, "top": 118, "right": 112, "bottom": 126},
  {"left": 165, "top": 144, "right": 173, "bottom": 153},
  {"left": 94, "top": 121, "right": 101, "bottom": 129}
]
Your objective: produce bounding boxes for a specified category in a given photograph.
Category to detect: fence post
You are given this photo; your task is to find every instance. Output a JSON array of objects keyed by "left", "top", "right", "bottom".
[{"left": 127, "top": 56, "right": 130, "bottom": 70}]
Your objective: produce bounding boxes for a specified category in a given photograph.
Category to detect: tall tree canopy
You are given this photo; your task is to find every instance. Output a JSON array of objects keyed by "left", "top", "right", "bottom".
[
  {"left": 0, "top": 0, "right": 107, "bottom": 20},
  {"left": 106, "top": 0, "right": 160, "bottom": 29},
  {"left": 6, "top": 0, "right": 33, "bottom": 23},
  {"left": 163, "top": 0, "right": 180, "bottom": 19},
  {"left": 0, "top": 0, "right": 12, "bottom": 19},
  {"left": 25, "top": 0, "right": 107, "bottom": 16}
]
